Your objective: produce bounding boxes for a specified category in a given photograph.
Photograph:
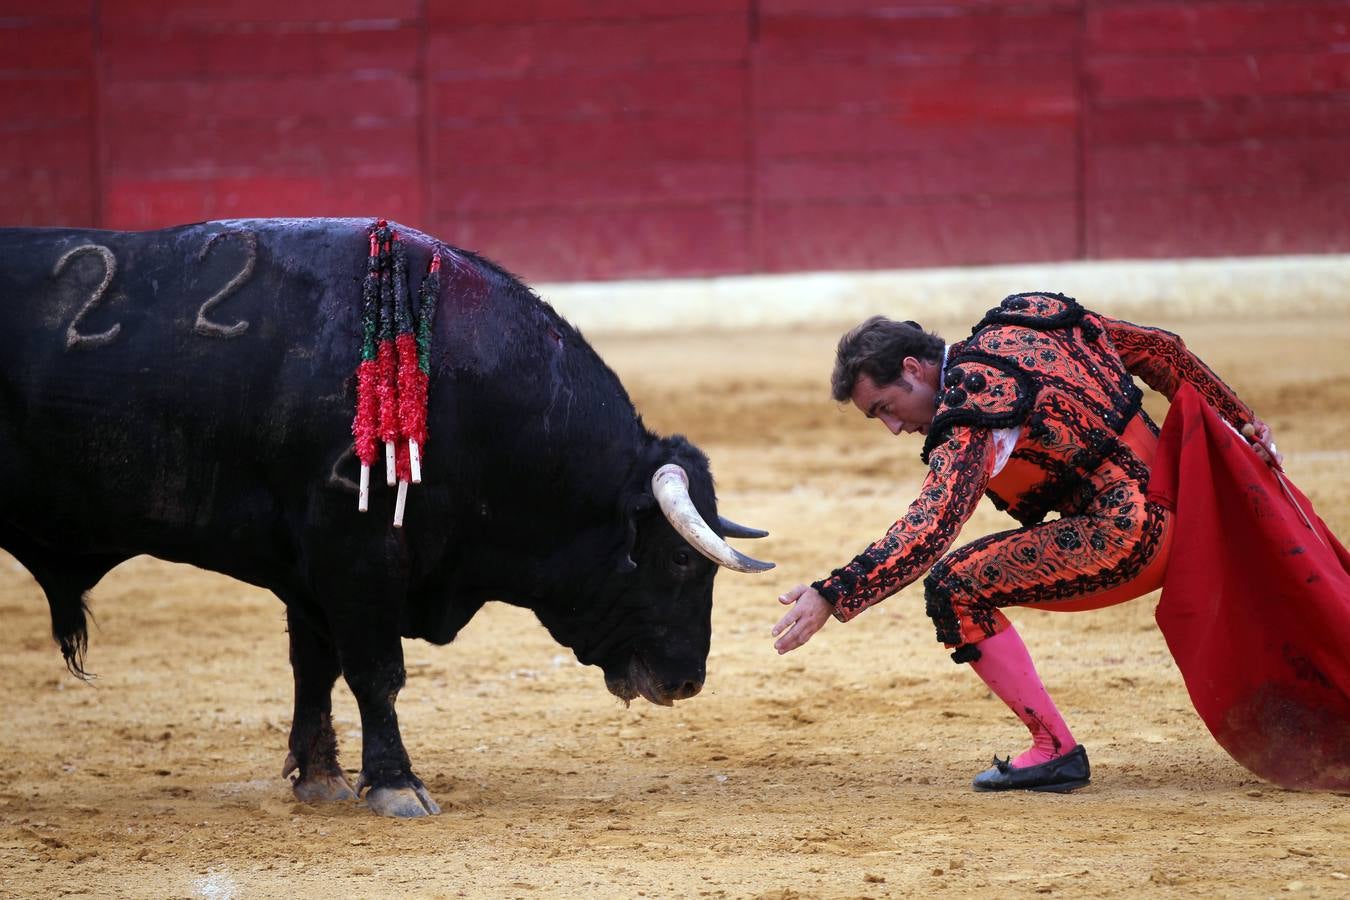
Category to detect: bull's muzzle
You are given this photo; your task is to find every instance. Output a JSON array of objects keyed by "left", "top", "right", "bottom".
[{"left": 605, "top": 654, "right": 703, "bottom": 707}]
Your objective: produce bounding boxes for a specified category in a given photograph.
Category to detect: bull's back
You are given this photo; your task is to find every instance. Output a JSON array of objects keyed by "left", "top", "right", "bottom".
[{"left": 0, "top": 219, "right": 416, "bottom": 553}]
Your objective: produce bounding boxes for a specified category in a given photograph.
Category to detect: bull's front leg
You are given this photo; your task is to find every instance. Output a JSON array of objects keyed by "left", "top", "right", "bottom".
[
  {"left": 337, "top": 619, "right": 441, "bottom": 818},
  {"left": 282, "top": 606, "right": 357, "bottom": 804}
]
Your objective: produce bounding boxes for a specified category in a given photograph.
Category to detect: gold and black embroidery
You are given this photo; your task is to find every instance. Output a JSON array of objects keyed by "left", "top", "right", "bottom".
[
  {"left": 925, "top": 453, "right": 1168, "bottom": 653},
  {"left": 813, "top": 427, "right": 995, "bottom": 622},
  {"left": 920, "top": 352, "right": 1034, "bottom": 464},
  {"left": 1104, "top": 318, "right": 1253, "bottom": 430},
  {"left": 925, "top": 294, "right": 1145, "bottom": 527},
  {"left": 816, "top": 292, "right": 1254, "bottom": 650}
]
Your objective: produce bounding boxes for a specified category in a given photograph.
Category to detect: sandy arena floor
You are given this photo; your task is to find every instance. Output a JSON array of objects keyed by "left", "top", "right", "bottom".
[{"left": 2, "top": 307, "right": 1349, "bottom": 898}]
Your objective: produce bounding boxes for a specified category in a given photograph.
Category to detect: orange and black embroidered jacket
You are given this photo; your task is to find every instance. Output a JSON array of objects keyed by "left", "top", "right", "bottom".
[{"left": 813, "top": 292, "right": 1256, "bottom": 622}]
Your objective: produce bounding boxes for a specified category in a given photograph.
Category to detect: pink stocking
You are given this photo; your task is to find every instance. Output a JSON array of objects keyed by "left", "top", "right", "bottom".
[{"left": 968, "top": 625, "right": 1077, "bottom": 768}]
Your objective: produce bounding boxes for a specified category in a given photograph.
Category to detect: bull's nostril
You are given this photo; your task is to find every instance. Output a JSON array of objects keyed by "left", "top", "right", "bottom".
[{"left": 677, "top": 680, "right": 703, "bottom": 700}]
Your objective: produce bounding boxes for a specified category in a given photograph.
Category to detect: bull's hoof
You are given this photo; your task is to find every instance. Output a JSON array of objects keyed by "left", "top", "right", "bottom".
[
  {"left": 364, "top": 785, "right": 441, "bottom": 818},
  {"left": 292, "top": 772, "right": 358, "bottom": 805},
  {"left": 282, "top": 751, "right": 358, "bottom": 805}
]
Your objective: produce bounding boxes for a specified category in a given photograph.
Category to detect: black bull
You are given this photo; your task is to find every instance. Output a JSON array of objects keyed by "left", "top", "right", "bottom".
[{"left": 0, "top": 218, "right": 772, "bottom": 817}]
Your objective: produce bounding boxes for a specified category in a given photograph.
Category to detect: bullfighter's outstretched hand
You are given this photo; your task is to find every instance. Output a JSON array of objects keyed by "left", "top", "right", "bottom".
[{"left": 773, "top": 584, "right": 833, "bottom": 654}]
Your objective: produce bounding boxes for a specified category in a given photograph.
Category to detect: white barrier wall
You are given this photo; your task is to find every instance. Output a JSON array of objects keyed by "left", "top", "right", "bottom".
[{"left": 541, "top": 255, "right": 1350, "bottom": 335}]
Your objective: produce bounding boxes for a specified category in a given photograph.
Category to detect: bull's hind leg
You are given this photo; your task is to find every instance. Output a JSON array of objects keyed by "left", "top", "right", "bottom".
[{"left": 282, "top": 606, "right": 357, "bottom": 804}]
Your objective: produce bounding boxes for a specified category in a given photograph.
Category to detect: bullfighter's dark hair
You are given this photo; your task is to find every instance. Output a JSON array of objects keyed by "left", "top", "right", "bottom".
[{"left": 830, "top": 316, "right": 945, "bottom": 402}]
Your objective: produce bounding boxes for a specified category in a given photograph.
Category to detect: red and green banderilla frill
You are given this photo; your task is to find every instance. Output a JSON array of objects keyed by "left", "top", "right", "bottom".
[
  {"left": 402, "top": 249, "right": 441, "bottom": 484},
  {"left": 350, "top": 219, "right": 442, "bottom": 527},
  {"left": 376, "top": 224, "right": 399, "bottom": 489},
  {"left": 352, "top": 226, "right": 384, "bottom": 513}
]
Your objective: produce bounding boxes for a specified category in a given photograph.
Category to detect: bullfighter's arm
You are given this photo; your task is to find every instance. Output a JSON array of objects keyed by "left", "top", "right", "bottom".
[
  {"left": 1102, "top": 315, "right": 1256, "bottom": 431},
  {"left": 812, "top": 426, "right": 996, "bottom": 622}
]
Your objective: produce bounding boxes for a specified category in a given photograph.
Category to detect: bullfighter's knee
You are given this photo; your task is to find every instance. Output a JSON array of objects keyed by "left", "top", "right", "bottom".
[
  {"left": 924, "top": 563, "right": 965, "bottom": 651},
  {"left": 925, "top": 562, "right": 1009, "bottom": 664}
]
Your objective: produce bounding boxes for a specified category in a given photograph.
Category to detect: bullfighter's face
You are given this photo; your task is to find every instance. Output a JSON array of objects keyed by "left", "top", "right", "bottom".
[{"left": 852, "top": 361, "right": 939, "bottom": 436}]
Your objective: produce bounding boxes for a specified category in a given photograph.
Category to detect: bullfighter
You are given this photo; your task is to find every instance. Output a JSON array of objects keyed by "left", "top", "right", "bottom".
[{"left": 770, "top": 292, "right": 1286, "bottom": 793}]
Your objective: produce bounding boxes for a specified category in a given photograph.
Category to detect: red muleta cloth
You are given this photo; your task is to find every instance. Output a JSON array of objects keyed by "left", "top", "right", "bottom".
[{"left": 1148, "top": 382, "right": 1350, "bottom": 790}]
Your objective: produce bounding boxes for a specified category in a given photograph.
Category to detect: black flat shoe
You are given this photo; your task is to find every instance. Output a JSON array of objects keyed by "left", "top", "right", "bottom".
[{"left": 971, "top": 744, "right": 1091, "bottom": 793}]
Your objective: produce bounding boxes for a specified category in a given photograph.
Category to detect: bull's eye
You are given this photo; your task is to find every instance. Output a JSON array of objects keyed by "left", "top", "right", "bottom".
[{"left": 667, "top": 547, "right": 700, "bottom": 580}]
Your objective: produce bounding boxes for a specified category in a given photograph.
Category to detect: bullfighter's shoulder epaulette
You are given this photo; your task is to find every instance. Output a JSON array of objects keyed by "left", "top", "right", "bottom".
[
  {"left": 920, "top": 350, "right": 1035, "bottom": 464},
  {"left": 970, "top": 292, "right": 1085, "bottom": 335}
]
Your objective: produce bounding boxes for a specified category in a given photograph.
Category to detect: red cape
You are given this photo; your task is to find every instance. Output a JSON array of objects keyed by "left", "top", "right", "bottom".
[{"left": 1148, "top": 383, "right": 1350, "bottom": 790}]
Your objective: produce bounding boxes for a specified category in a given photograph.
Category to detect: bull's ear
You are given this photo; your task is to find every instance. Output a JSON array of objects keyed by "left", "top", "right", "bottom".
[{"left": 617, "top": 493, "right": 657, "bottom": 572}]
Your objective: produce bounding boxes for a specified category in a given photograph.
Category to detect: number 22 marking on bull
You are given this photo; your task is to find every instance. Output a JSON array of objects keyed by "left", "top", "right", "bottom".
[
  {"left": 194, "top": 229, "right": 256, "bottom": 339},
  {"left": 54, "top": 231, "right": 257, "bottom": 349},
  {"left": 53, "top": 244, "right": 120, "bottom": 350}
]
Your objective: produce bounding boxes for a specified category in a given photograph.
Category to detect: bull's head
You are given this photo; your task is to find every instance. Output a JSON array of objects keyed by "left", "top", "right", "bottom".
[
  {"left": 526, "top": 435, "right": 771, "bottom": 706},
  {"left": 566, "top": 436, "right": 773, "bottom": 707}
]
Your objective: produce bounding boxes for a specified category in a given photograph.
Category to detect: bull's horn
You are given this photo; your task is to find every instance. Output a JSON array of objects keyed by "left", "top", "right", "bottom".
[
  {"left": 651, "top": 464, "right": 775, "bottom": 574},
  {"left": 718, "top": 516, "right": 768, "bottom": 539}
]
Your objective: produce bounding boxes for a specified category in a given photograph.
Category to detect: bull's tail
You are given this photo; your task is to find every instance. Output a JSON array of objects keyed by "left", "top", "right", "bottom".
[
  {"left": 2, "top": 537, "right": 118, "bottom": 681},
  {"left": 50, "top": 591, "right": 94, "bottom": 680},
  {"left": 40, "top": 563, "right": 110, "bottom": 682}
]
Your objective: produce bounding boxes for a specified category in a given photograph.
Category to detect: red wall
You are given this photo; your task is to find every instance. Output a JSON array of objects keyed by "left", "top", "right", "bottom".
[
  {"left": 1085, "top": 1, "right": 1350, "bottom": 258},
  {"left": 5, "top": 0, "right": 1348, "bottom": 281}
]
